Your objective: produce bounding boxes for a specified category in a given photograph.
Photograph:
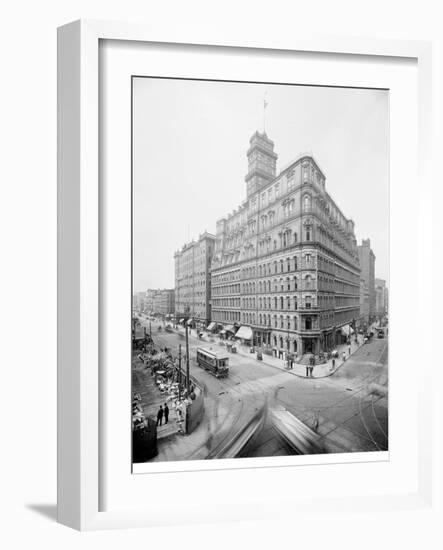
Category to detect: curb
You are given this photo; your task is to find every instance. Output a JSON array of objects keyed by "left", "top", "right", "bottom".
[{"left": 168, "top": 326, "right": 362, "bottom": 381}]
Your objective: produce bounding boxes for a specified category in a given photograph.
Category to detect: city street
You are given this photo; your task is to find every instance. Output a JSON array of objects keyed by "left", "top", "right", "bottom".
[{"left": 136, "top": 317, "right": 388, "bottom": 459}]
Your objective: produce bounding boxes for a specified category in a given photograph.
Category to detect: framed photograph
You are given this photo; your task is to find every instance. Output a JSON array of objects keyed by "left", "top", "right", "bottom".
[{"left": 57, "top": 20, "right": 433, "bottom": 530}]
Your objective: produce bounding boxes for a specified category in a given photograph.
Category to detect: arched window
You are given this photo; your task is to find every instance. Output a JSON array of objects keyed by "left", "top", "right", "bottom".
[
  {"left": 305, "top": 226, "right": 312, "bottom": 242},
  {"left": 293, "top": 232, "right": 298, "bottom": 244},
  {"left": 305, "top": 275, "right": 312, "bottom": 289},
  {"left": 280, "top": 315, "right": 284, "bottom": 329},
  {"left": 293, "top": 317, "right": 298, "bottom": 330},
  {"left": 303, "top": 194, "right": 311, "bottom": 212},
  {"left": 287, "top": 258, "right": 291, "bottom": 272},
  {"left": 280, "top": 296, "right": 284, "bottom": 309},
  {"left": 294, "top": 297, "right": 298, "bottom": 310},
  {"left": 287, "top": 316, "right": 291, "bottom": 329},
  {"left": 280, "top": 259, "right": 284, "bottom": 273},
  {"left": 294, "top": 277, "right": 298, "bottom": 290},
  {"left": 287, "top": 278, "right": 290, "bottom": 291},
  {"left": 305, "top": 296, "right": 312, "bottom": 309},
  {"left": 280, "top": 279, "right": 284, "bottom": 291},
  {"left": 274, "top": 297, "right": 277, "bottom": 309},
  {"left": 287, "top": 296, "right": 291, "bottom": 309},
  {"left": 305, "top": 317, "right": 312, "bottom": 330}
]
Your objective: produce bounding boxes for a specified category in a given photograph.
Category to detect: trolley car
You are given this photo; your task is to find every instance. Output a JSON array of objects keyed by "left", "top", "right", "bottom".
[{"left": 196, "top": 347, "right": 229, "bottom": 378}]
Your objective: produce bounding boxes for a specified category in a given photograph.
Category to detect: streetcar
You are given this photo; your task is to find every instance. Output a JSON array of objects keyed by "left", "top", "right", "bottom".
[{"left": 196, "top": 347, "right": 229, "bottom": 378}]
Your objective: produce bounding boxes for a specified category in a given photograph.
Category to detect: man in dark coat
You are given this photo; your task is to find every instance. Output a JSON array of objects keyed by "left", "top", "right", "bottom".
[
  {"left": 156, "top": 405, "right": 164, "bottom": 426},
  {"left": 164, "top": 403, "right": 169, "bottom": 424}
]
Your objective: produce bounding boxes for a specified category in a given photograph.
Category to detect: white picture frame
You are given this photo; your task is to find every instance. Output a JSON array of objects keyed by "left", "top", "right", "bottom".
[{"left": 57, "top": 19, "right": 433, "bottom": 531}]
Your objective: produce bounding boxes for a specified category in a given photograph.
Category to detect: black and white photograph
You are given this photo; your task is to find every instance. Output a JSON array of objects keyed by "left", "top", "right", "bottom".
[{"left": 131, "top": 77, "right": 389, "bottom": 464}]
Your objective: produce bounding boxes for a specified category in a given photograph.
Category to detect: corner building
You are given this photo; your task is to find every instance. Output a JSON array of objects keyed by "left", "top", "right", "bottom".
[{"left": 211, "top": 131, "right": 360, "bottom": 357}]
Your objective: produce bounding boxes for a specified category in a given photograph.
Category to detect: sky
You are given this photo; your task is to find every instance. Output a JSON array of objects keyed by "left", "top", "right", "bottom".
[{"left": 133, "top": 77, "right": 389, "bottom": 292}]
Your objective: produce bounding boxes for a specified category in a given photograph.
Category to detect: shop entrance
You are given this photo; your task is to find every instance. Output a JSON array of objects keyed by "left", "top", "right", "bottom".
[{"left": 304, "top": 338, "right": 315, "bottom": 354}]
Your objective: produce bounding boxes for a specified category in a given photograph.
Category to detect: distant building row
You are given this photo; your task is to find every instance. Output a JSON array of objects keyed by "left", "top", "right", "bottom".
[{"left": 133, "top": 288, "right": 175, "bottom": 316}]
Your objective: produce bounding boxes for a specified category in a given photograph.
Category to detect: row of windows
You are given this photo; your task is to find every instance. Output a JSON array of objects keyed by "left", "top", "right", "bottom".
[
  {"left": 240, "top": 312, "right": 317, "bottom": 331},
  {"left": 212, "top": 310, "right": 241, "bottom": 323},
  {"left": 242, "top": 275, "right": 315, "bottom": 294},
  {"left": 211, "top": 269, "right": 241, "bottom": 284},
  {"left": 241, "top": 295, "right": 315, "bottom": 310},
  {"left": 240, "top": 253, "right": 315, "bottom": 280},
  {"left": 212, "top": 284, "right": 241, "bottom": 296},
  {"left": 212, "top": 297, "right": 241, "bottom": 308}
]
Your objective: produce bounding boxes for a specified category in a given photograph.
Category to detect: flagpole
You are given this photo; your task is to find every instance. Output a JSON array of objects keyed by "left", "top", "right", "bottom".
[{"left": 263, "top": 93, "right": 268, "bottom": 133}]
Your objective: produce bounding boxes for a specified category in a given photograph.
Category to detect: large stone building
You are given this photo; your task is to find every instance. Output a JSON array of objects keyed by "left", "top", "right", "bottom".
[
  {"left": 152, "top": 289, "right": 175, "bottom": 316},
  {"left": 211, "top": 131, "right": 361, "bottom": 357},
  {"left": 358, "top": 238, "right": 376, "bottom": 323},
  {"left": 359, "top": 277, "right": 370, "bottom": 325},
  {"left": 375, "top": 278, "right": 388, "bottom": 317},
  {"left": 174, "top": 232, "right": 215, "bottom": 328}
]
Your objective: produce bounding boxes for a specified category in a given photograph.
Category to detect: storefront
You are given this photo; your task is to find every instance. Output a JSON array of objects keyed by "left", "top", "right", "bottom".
[{"left": 234, "top": 325, "right": 253, "bottom": 345}]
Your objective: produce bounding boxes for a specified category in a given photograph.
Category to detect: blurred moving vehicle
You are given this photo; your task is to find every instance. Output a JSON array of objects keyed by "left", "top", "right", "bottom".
[{"left": 271, "top": 409, "right": 324, "bottom": 455}]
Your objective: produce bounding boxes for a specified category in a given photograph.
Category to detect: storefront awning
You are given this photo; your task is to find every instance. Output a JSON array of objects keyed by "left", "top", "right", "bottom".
[
  {"left": 225, "top": 325, "right": 236, "bottom": 333},
  {"left": 235, "top": 326, "right": 253, "bottom": 340},
  {"left": 207, "top": 322, "right": 216, "bottom": 331},
  {"left": 186, "top": 319, "right": 193, "bottom": 326},
  {"left": 179, "top": 318, "right": 184, "bottom": 323},
  {"left": 340, "top": 324, "right": 354, "bottom": 336}
]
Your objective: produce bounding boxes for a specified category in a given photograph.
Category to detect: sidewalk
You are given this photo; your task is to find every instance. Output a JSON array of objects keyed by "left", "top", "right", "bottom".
[{"left": 190, "top": 328, "right": 364, "bottom": 379}]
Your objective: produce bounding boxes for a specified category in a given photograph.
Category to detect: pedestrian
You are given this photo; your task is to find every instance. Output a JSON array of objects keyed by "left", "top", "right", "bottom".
[
  {"left": 309, "top": 365, "right": 314, "bottom": 377},
  {"left": 342, "top": 351, "right": 346, "bottom": 362},
  {"left": 156, "top": 405, "right": 163, "bottom": 426},
  {"left": 332, "top": 357, "right": 336, "bottom": 370},
  {"left": 164, "top": 403, "right": 169, "bottom": 424},
  {"left": 306, "top": 364, "right": 309, "bottom": 377},
  {"left": 348, "top": 345, "right": 351, "bottom": 356}
]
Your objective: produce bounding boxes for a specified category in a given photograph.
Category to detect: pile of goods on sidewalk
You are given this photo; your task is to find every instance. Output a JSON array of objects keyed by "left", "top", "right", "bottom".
[{"left": 132, "top": 393, "right": 146, "bottom": 431}]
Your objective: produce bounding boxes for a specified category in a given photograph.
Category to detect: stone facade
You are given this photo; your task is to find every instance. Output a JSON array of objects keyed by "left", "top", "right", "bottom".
[
  {"left": 358, "top": 238, "right": 376, "bottom": 322},
  {"left": 211, "top": 131, "right": 361, "bottom": 357},
  {"left": 152, "top": 289, "right": 175, "bottom": 316},
  {"left": 174, "top": 232, "right": 215, "bottom": 327}
]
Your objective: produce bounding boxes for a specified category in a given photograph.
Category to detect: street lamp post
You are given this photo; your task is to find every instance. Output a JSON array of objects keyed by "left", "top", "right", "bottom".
[{"left": 178, "top": 344, "right": 182, "bottom": 402}]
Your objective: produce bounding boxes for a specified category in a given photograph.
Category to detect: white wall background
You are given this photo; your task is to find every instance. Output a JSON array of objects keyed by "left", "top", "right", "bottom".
[{"left": 0, "top": 0, "right": 441, "bottom": 547}]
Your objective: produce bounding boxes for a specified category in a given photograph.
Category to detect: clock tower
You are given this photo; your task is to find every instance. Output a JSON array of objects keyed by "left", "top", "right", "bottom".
[{"left": 245, "top": 131, "right": 278, "bottom": 198}]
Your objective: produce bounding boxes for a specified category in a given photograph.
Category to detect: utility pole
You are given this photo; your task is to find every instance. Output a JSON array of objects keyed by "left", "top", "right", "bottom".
[
  {"left": 185, "top": 322, "right": 190, "bottom": 396},
  {"left": 178, "top": 344, "right": 182, "bottom": 402}
]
